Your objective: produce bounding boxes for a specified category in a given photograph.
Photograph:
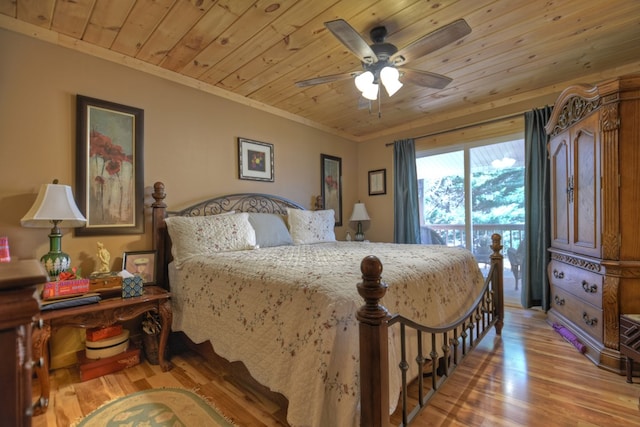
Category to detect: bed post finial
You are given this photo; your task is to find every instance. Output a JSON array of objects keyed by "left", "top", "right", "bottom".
[
  {"left": 357, "top": 255, "right": 390, "bottom": 427},
  {"left": 490, "top": 233, "right": 504, "bottom": 335},
  {"left": 152, "top": 182, "right": 166, "bottom": 207},
  {"left": 152, "top": 181, "right": 168, "bottom": 289}
]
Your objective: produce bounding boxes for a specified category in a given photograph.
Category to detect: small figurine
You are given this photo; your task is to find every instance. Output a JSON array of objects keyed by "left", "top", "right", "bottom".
[
  {"left": 314, "top": 195, "right": 324, "bottom": 210},
  {"left": 96, "top": 241, "right": 111, "bottom": 273}
]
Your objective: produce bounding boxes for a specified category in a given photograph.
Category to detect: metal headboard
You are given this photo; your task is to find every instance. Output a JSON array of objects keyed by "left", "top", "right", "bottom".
[{"left": 167, "top": 193, "right": 306, "bottom": 218}]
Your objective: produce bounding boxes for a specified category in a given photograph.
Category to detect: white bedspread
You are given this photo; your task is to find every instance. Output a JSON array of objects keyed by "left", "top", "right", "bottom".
[{"left": 169, "top": 242, "right": 485, "bottom": 427}]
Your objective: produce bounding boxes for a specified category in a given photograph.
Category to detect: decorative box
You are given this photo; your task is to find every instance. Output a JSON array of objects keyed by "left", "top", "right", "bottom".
[
  {"left": 89, "top": 273, "right": 122, "bottom": 291},
  {"left": 41, "top": 278, "right": 90, "bottom": 299},
  {"left": 122, "top": 275, "right": 144, "bottom": 298},
  {"left": 85, "top": 329, "right": 130, "bottom": 359},
  {"left": 86, "top": 324, "right": 123, "bottom": 342},
  {"left": 77, "top": 345, "right": 140, "bottom": 381}
]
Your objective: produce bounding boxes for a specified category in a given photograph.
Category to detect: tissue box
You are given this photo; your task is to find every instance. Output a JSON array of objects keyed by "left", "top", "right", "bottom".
[{"left": 122, "top": 275, "right": 144, "bottom": 298}]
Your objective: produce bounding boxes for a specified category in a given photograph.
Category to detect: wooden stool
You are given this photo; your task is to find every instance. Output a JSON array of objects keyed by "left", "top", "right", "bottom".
[{"left": 620, "top": 314, "right": 640, "bottom": 383}]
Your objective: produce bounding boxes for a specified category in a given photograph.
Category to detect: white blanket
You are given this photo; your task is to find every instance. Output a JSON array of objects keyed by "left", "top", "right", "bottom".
[{"left": 169, "top": 242, "right": 485, "bottom": 427}]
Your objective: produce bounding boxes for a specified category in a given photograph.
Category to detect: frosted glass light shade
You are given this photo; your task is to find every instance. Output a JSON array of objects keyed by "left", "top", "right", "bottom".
[
  {"left": 355, "top": 71, "right": 374, "bottom": 92},
  {"left": 361, "top": 84, "right": 379, "bottom": 100},
  {"left": 380, "top": 66, "right": 403, "bottom": 96}
]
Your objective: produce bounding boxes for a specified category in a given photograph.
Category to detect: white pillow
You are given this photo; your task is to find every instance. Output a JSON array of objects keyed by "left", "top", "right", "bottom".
[
  {"left": 247, "top": 213, "right": 293, "bottom": 248},
  {"left": 165, "top": 212, "right": 256, "bottom": 266},
  {"left": 286, "top": 208, "right": 336, "bottom": 244}
]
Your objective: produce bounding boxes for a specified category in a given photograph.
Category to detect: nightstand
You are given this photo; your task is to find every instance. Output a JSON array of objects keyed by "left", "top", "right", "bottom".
[{"left": 31, "top": 286, "right": 172, "bottom": 415}]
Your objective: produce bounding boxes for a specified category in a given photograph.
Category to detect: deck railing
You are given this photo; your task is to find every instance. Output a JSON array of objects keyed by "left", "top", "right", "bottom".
[{"left": 423, "top": 223, "right": 524, "bottom": 256}]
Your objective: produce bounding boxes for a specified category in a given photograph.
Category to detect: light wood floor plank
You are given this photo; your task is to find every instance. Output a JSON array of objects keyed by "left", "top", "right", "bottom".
[{"left": 32, "top": 306, "right": 640, "bottom": 427}]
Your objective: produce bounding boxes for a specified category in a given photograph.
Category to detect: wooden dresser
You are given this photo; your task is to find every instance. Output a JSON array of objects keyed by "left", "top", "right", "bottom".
[
  {"left": 0, "top": 260, "right": 48, "bottom": 427},
  {"left": 545, "top": 74, "right": 640, "bottom": 374}
]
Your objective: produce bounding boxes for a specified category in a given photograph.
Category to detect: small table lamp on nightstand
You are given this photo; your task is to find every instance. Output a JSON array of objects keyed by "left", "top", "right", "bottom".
[
  {"left": 349, "top": 202, "right": 370, "bottom": 242},
  {"left": 21, "top": 180, "right": 86, "bottom": 280}
]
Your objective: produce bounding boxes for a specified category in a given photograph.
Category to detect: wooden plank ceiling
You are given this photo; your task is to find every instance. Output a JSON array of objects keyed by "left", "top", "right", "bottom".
[{"left": 1, "top": 0, "right": 640, "bottom": 141}]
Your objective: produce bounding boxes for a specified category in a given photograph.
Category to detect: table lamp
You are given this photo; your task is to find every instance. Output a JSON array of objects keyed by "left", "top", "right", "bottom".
[
  {"left": 21, "top": 180, "right": 86, "bottom": 280},
  {"left": 349, "top": 202, "right": 370, "bottom": 242}
]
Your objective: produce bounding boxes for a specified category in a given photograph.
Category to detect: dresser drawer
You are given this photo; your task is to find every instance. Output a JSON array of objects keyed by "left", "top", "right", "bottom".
[
  {"left": 550, "top": 286, "right": 603, "bottom": 342},
  {"left": 548, "top": 260, "right": 603, "bottom": 308}
]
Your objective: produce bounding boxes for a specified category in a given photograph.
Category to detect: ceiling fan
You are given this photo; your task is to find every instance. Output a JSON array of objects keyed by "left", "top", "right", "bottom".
[{"left": 296, "top": 18, "right": 471, "bottom": 101}]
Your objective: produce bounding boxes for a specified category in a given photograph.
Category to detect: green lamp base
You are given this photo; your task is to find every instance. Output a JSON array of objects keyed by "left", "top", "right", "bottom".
[
  {"left": 41, "top": 251, "right": 71, "bottom": 280},
  {"left": 41, "top": 229, "right": 70, "bottom": 280},
  {"left": 355, "top": 221, "right": 365, "bottom": 242}
]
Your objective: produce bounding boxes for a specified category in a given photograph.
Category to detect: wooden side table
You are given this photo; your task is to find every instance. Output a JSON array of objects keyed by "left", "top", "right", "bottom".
[
  {"left": 620, "top": 314, "right": 640, "bottom": 383},
  {"left": 32, "top": 286, "right": 172, "bottom": 415}
]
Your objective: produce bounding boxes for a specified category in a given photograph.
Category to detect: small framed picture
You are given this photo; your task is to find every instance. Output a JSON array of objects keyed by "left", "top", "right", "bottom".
[
  {"left": 122, "top": 250, "right": 157, "bottom": 284},
  {"left": 368, "top": 169, "right": 387, "bottom": 196},
  {"left": 238, "top": 137, "right": 274, "bottom": 182}
]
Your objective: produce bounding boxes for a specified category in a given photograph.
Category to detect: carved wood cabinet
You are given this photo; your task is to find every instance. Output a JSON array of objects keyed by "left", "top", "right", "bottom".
[
  {"left": 0, "top": 260, "right": 47, "bottom": 427},
  {"left": 545, "top": 74, "right": 640, "bottom": 373}
]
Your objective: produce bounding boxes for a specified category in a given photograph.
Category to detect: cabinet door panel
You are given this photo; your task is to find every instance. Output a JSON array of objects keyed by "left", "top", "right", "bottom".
[
  {"left": 549, "top": 133, "right": 571, "bottom": 250},
  {"left": 572, "top": 114, "right": 601, "bottom": 257}
]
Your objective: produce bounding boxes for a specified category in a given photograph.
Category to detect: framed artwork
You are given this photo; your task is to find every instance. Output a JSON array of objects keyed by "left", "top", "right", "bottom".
[
  {"left": 368, "top": 169, "right": 387, "bottom": 195},
  {"left": 75, "top": 95, "right": 144, "bottom": 236},
  {"left": 238, "top": 137, "right": 274, "bottom": 182},
  {"left": 122, "top": 250, "right": 157, "bottom": 284},
  {"left": 321, "top": 154, "right": 342, "bottom": 226}
]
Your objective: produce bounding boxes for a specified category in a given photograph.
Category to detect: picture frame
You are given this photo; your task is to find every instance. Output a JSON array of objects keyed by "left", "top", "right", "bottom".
[
  {"left": 75, "top": 95, "right": 144, "bottom": 236},
  {"left": 238, "top": 137, "right": 274, "bottom": 182},
  {"left": 321, "top": 154, "right": 342, "bottom": 226},
  {"left": 368, "top": 169, "right": 387, "bottom": 196},
  {"left": 122, "top": 250, "right": 157, "bottom": 285}
]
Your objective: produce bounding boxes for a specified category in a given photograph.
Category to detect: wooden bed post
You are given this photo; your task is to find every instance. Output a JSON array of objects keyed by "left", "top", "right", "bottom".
[
  {"left": 151, "top": 182, "right": 169, "bottom": 290},
  {"left": 357, "top": 256, "right": 391, "bottom": 427},
  {"left": 490, "top": 233, "right": 504, "bottom": 335}
]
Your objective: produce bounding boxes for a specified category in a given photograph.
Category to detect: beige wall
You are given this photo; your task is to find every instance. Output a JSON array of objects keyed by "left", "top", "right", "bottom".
[{"left": 0, "top": 28, "right": 360, "bottom": 274}]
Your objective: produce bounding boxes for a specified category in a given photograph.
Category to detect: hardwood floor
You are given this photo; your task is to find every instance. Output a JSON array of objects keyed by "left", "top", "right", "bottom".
[{"left": 32, "top": 306, "right": 640, "bottom": 427}]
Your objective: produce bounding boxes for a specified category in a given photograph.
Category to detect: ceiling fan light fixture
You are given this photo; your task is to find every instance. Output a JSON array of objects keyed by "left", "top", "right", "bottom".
[
  {"left": 361, "top": 83, "right": 379, "bottom": 100},
  {"left": 354, "top": 71, "right": 374, "bottom": 92},
  {"left": 380, "top": 66, "right": 403, "bottom": 96}
]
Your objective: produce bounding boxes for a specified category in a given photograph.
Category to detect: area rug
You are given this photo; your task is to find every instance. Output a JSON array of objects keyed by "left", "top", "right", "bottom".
[{"left": 75, "top": 388, "right": 238, "bottom": 427}]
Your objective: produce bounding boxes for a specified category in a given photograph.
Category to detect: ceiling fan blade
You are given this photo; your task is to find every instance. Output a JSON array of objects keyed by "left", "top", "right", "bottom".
[
  {"left": 325, "top": 19, "right": 378, "bottom": 64},
  {"left": 391, "top": 19, "right": 471, "bottom": 65},
  {"left": 295, "top": 71, "right": 359, "bottom": 87},
  {"left": 399, "top": 68, "right": 453, "bottom": 89}
]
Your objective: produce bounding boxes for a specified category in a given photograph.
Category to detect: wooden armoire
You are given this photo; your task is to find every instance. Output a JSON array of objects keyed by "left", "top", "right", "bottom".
[{"left": 545, "top": 74, "right": 640, "bottom": 373}]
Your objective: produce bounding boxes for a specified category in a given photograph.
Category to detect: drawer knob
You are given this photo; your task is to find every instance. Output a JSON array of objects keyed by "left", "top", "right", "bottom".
[
  {"left": 553, "top": 269, "right": 564, "bottom": 279},
  {"left": 581, "top": 280, "right": 597, "bottom": 293},
  {"left": 554, "top": 295, "right": 565, "bottom": 306},
  {"left": 582, "top": 312, "right": 598, "bottom": 327}
]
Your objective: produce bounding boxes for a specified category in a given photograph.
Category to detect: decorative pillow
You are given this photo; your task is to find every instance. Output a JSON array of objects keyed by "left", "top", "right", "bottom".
[
  {"left": 286, "top": 208, "right": 336, "bottom": 245},
  {"left": 165, "top": 212, "right": 256, "bottom": 266},
  {"left": 247, "top": 213, "right": 293, "bottom": 248}
]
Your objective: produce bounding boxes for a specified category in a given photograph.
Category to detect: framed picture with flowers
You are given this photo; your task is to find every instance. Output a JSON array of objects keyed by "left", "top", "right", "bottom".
[
  {"left": 238, "top": 137, "right": 274, "bottom": 182},
  {"left": 321, "top": 154, "right": 342, "bottom": 226},
  {"left": 75, "top": 95, "right": 144, "bottom": 236}
]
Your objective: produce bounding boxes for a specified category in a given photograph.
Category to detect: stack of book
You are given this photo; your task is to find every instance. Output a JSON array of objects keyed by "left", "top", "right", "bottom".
[
  {"left": 39, "top": 278, "right": 101, "bottom": 311},
  {"left": 79, "top": 324, "right": 140, "bottom": 381}
]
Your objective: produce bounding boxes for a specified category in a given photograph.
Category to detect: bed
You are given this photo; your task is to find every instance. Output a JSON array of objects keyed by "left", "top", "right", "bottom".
[{"left": 150, "top": 182, "right": 504, "bottom": 427}]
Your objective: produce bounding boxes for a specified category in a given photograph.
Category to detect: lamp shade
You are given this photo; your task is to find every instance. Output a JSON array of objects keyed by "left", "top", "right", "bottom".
[
  {"left": 349, "top": 203, "right": 370, "bottom": 222},
  {"left": 380, "top": 66, "right": 403, "bottom": 97},
  {"left": 21, "top": 184, "right": 86, "bottom": 228}
]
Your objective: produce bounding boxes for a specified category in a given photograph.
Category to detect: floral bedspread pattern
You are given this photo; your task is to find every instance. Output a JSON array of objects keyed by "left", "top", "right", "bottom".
[{"left": 169, "top": 242, "right": 485, "bottom": 427}]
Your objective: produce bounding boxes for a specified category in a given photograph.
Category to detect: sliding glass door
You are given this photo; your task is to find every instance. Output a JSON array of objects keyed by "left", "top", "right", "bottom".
[{"left": 416, "top": 139, "right": 525, "bottom": 275}]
